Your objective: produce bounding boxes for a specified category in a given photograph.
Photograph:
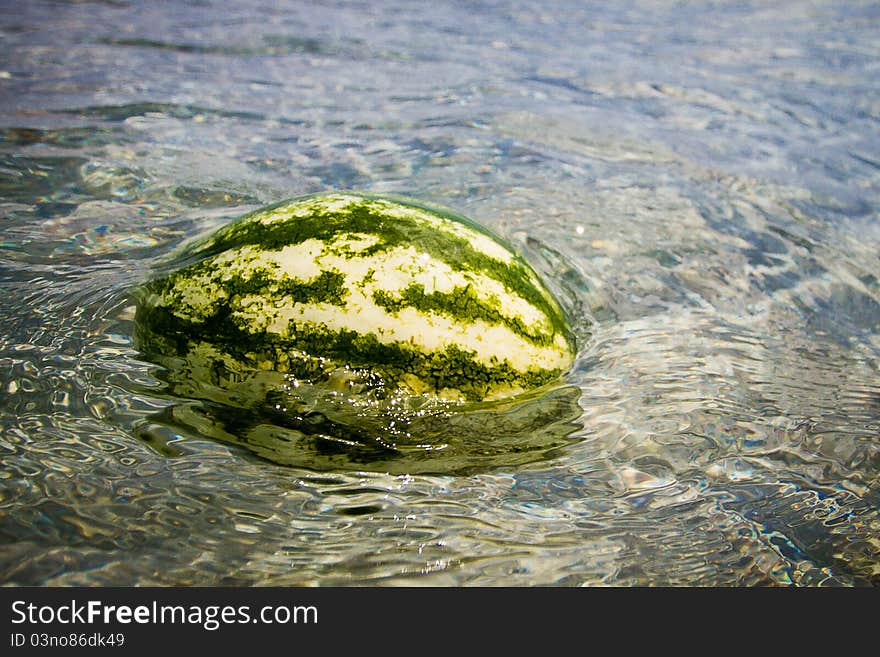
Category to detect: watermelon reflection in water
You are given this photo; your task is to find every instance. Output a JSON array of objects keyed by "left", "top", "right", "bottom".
[{"left": 133, "top": 192, "right": 586, "bottom": 474}]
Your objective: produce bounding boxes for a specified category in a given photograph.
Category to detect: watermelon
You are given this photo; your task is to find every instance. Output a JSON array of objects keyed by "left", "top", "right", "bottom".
[{"left": 134, "top": 192, "right": 576, "bottom": 404}]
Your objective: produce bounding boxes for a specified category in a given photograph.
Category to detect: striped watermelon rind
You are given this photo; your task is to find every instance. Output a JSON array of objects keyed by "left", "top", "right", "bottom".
[{"left": 134, "top": 192, "right": 576, "bottom": 403}]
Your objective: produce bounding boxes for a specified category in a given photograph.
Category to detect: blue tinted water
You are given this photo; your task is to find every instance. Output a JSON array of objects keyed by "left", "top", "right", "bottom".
[{"left": 0, "top": 0, "right": 878, "bottom": 585}]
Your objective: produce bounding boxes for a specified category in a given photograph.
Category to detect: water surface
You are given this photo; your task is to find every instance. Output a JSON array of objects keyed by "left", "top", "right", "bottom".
[{"left": 1, "top": 0, "right": 878, "bottom": 586}]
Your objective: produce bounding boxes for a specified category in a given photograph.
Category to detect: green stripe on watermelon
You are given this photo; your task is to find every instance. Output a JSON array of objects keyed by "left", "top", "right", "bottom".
[{"left": 371, "top": 283, "right": 552, "bottom": 345}]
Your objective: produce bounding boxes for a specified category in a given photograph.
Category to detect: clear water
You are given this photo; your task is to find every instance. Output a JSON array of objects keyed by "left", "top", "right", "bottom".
[{"left": 1, "top": 0, "right": 878, "bottom": 586}]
